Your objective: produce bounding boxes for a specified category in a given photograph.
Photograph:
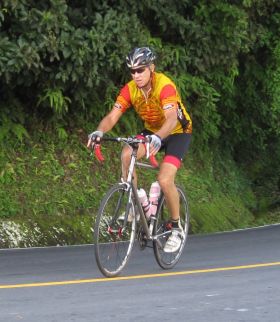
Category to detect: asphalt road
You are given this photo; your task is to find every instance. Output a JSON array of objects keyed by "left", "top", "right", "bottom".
[{"left": 0, "top": 224, "right": 279, "bottom": 322}]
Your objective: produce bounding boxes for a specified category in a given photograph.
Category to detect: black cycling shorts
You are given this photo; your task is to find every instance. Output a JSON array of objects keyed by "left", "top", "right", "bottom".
[{"left": 138, "top": 129, "right": 191, "bottom": 168}]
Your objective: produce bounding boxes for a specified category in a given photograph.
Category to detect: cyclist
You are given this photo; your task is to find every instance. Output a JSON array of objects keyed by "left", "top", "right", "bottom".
[{"left": 87, "top": 47, "right": 192, "bottom": 253}]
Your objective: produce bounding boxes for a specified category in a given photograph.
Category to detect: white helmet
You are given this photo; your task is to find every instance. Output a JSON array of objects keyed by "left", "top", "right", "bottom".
[{"left": 126, "top": 47, "right": 156, "bottom": 69}]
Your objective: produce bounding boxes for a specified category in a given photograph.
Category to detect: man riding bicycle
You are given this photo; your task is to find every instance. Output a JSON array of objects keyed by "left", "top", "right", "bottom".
[{"left": 87, "top": 47, "right": 192, "bottom": 253}]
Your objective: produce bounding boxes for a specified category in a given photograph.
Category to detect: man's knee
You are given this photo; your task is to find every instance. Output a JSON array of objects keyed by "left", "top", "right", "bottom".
[
  {"left": 158, "top": 175, "right": 169, "bottom": 190},
  {"left": 121, "top": 146, "right": 131, "bottom": 166},
  {"left": 158, "top": 173, "right": 175, "bottom": 191},
  {"left": 158, "top": 163, "right": 177, "bottom": 190}
]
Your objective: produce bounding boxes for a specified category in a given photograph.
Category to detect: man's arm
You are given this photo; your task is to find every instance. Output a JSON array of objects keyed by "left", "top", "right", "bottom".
[
  {"left": 157, "top": 83, "right": 179, "bottom": 139},
  {"left": 148, "top": 107, "right": 178, "bottom": 156},
  {"left": 156, "top": 107, "right": 178, "bottom": 139},
  {"left": 87, "top": 108, "right": 123, "bottom": 147},
  {"left": 96, "top": 108, "right": 123, "bottom": 133}
]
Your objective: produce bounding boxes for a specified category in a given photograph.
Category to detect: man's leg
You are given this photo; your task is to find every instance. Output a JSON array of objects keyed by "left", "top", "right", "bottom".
[
  {"left": 158, "top": 133, "right": 191, "bottom": 222},
  {"left": 157, "top": 162, "right": 179, "bottom": 221},
  {"left": 158, "top": 159, "right": 185, "bottom": 253},
  {"left": 121, "top": 144, "right": 146, "bottom": 186}
]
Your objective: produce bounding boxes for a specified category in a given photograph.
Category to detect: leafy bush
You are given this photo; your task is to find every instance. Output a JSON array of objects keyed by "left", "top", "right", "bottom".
[{"left": 0, "top": 0, "right": 279, "bottom": 246}]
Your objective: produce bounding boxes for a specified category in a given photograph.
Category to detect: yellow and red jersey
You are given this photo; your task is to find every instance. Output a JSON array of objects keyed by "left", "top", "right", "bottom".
[{"left": 114, "top": 72, "right": 192, "bottom": 134}]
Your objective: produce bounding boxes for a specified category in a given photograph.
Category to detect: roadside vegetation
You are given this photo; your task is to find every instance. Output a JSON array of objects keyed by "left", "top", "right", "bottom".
[{"left": 0, "top": 1, "right": 279, "bottom": 247}]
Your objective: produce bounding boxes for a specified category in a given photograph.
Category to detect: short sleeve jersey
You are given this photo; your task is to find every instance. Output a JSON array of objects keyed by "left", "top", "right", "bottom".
[{"left": 114, "top": 72, "right": 192, "bottom": 134}]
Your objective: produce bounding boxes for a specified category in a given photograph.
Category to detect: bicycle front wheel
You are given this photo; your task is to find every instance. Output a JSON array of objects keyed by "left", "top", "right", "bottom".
[
  {"left": 94, "top": 183, "right": 136, "bottom": 277},
  {"left": 153, "top": 185, "right": 190, "bottom": 269}
]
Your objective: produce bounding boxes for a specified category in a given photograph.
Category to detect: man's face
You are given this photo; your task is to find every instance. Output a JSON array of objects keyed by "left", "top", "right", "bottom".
[{"left": 130, "top": 66, "right": 152, "bottom": 88}]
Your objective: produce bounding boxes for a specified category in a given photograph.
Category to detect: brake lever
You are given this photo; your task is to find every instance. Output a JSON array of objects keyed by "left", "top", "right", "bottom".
[
  {"left": 94, "top": 144, "right": 105, "bottom": 162},
  {"left": 145, "top": 139, "right": 159, "bottom": 168},
  {"left": 146, "top": 141, "right": 150, "bottom": 159}
]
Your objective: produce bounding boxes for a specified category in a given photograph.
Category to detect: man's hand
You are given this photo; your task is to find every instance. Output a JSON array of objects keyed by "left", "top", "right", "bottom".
[
  {"left": 87, "top": 130, "right": 104, "bottom": 148},
  {"left": 147, "top": 134, "right": 161, "bottom": 155}
]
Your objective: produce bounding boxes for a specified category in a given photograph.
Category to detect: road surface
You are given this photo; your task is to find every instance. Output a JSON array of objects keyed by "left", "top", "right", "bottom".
[{"left": 0, "top": 224, "right": 279, "bottom": 322}]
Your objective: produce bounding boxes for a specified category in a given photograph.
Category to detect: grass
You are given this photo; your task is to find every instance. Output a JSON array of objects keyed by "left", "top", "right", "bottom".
[{"left": 0, "top": 126, "right": 278, "bottom": 247}]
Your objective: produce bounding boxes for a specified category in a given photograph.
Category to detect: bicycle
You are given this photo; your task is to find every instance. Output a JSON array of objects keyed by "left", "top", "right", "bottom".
[{"left": 92, "top": 136, "right": 190, "bottom": 277}]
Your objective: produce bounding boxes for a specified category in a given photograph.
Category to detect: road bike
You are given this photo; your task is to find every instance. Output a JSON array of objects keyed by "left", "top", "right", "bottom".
[{"left": 92, "top": 136, "right": 190, "bottom": 277}]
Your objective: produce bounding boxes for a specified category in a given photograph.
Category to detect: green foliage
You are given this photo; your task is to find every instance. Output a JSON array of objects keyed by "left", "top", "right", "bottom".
[
  {"left": 0, "top": 0, "right": 152, "bottom": 118},
  {"left": 179, "top": 150, "right": 256, "bottom": 233},
  {"left": 266, "top": 41, "right": 280, "bottom": 136},
  {"left": 0, "top": 115, "right": 29, "bottom": 142},
  {"left": 172, "top": 73, "right": 221, "bottom": 147},
  {"left": 0, "top": 127, "right": 256, "bottom": 246},
  {"left": 37, "top": 87, "right": 71, "bottom": 115},
  {"left": 0, "top": 99, "right": 29, "bottom": 142},
  {"left": 0, "top": 0, "right": 279, "bottom": 245},
  {"left": 0, "top": 123, "right": 125, "bottom": 216}
]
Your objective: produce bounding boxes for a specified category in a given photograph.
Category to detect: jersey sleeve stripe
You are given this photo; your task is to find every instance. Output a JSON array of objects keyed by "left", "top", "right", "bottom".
[
  {"left": 159, "top": 84, "right": 177, "bottom": 100},
  {"left": 115, "top": 84, "right": 131, "bottom": 112}
]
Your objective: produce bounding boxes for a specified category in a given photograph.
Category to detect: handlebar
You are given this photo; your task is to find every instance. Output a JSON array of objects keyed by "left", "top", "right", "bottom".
[{"left": 93, "top": 137, "right": 159, "bottom": 168}]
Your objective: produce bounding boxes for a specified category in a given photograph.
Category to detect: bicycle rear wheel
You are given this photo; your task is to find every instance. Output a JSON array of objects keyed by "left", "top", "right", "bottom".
[
  {"left": 94, "top": 183, "right": 136, "bottom": 277},
  {"left": 153, "top": 185, "right": 189, "bottom": 269}
]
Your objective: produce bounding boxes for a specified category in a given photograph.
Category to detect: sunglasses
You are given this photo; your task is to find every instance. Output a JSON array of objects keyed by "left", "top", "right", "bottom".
[{"left": 130, "top": 67, "right": 147, "bottom": 75}]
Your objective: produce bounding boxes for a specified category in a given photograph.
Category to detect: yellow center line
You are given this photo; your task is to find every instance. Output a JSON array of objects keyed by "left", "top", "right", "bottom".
[{"left": 1, "top": 261, "right": 280, "bottom": 289}]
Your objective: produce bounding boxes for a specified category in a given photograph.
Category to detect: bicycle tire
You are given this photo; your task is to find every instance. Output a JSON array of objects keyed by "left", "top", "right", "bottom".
[
  {"left": 94, "top": 183, "right": 136, "bottom": 277},
  {"left": 153, "top": 185, "right": 190, "bottom": 269}
]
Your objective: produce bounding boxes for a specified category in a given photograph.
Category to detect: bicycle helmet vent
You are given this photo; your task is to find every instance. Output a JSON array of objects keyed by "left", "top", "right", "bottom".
[{"left": 126, "top": 47, "right": 156, "bottom": 69}]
